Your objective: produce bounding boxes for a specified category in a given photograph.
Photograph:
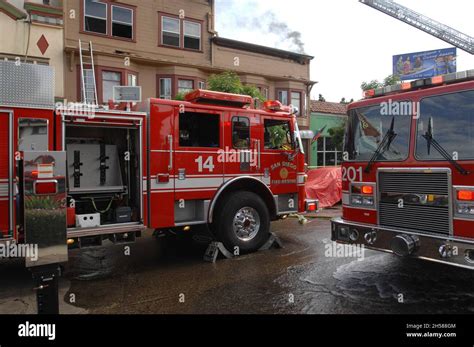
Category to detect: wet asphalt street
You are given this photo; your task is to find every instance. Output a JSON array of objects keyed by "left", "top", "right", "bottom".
[{"left": 1, "top": 208, "right": 474, "bottom": 314}]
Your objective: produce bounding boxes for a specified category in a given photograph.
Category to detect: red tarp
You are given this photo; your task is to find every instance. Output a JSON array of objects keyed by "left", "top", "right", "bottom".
[{"left": 305, "top": 167, "right": 342, "bottom": 208}]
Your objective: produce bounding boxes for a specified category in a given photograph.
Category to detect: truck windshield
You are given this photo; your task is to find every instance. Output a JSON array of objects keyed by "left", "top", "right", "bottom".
[
  {"left": 345, "top": 104, "right": 411, "bottom": 161},
  {"left": 416, "top": 90, "right": 474, "bottom": 160}
]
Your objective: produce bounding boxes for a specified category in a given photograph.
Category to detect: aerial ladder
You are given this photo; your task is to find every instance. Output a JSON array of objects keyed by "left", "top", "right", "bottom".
[{"left": 360, "top": 0, "right": 474, "bottom": 55}]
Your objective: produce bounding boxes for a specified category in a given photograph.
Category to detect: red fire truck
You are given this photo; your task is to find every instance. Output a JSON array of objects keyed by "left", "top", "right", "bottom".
[
  {"left": 332, "top": 69, "right": 474, "bottom": 270},
  {"left": 0, "top": 61, "right": 316, "bottom": 271}
]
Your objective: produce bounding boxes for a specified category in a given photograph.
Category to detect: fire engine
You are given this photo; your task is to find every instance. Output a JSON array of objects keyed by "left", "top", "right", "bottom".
[
  {"left": 0, "top": 60, "right": 316, "bottom": 273},
  {"left": 332, "top": 69, "right": 474, "bottom": 270}
]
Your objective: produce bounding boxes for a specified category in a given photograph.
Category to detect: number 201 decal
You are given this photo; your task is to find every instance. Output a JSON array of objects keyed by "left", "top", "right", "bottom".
[{"left": 342, "top": 167, "right": 363, "bottom": 182}]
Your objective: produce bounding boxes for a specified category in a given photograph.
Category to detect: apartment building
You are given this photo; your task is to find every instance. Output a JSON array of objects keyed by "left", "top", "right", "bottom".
[
  {"left": 0, "top": 0, "right": 64, "bottom": 99},
  {"left": 0, "top": 0, "right": 315, "bottom": 156},
  {"left": 63, "top": 1, "right": 314, "bottom": 120}
]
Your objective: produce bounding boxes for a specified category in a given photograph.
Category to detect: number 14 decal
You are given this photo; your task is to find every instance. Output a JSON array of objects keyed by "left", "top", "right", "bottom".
[{"left": 195, "top": 156, "right": 215, "bottom": 173}]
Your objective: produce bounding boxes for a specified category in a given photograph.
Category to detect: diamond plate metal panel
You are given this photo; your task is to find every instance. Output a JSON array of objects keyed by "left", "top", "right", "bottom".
[{"left": 0, "top": 60, "right": 55, "bottom": 108}]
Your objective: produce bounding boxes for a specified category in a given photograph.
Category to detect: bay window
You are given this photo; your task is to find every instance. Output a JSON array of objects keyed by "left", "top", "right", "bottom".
[
  {"left": 102, "top": 71, "right": 122, "bottom": 103},
  {"left": 291, "top": 91, "right": 302, "bottom": 113},
  {"left": 258, "top": 86, "right": 269, "bottom": 100},
  {"left": 128, "top": 73, "right": 138, "bottom": 87},
  {"left": 277, "top": 90, "right": 288, "bottom": 105},
  {"left": 277, "top": 89, "right": 305, "bottom": 115},
  {"left": 159, "top": 78, "right": 172, "bottom": 99},
  {"left": 178, "top": 79, "right": 194, "bottom": 94}
]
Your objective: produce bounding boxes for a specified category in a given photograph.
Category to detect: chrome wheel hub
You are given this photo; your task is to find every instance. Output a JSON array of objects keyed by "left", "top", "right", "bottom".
[{"left": 232, "top": 207, "right": 261, "bottom": 242}]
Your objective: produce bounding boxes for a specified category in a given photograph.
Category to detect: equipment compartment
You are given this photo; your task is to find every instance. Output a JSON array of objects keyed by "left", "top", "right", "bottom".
[{"left": 65, "top": 123, "right": 142, "bottom": 228}]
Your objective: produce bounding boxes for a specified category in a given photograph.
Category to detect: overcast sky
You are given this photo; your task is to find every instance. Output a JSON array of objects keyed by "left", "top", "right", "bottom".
[{"left": 215, "top": 0, "right": 474, "bottom": 103}]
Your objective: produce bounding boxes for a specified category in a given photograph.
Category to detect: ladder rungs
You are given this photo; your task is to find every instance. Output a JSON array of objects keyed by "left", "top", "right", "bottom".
[{"left": 79, "top": 39, "right": 98, "bottom": 105}]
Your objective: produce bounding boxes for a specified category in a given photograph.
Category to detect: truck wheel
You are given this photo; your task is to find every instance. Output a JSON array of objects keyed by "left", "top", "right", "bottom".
[{"left": 215, "top": 191, "right": 270, "bottom": 254}]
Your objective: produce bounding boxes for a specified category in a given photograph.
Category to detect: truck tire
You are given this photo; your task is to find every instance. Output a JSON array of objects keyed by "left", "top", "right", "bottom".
[{"left": 215, "top": 191, "right": 270, "bottom": 254}]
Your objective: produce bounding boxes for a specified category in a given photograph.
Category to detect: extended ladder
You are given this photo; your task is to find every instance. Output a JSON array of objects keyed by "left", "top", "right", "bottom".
[
  {"left": 360, "top": 0, "right": 474, "bottom": 55},
  {"left": 79, "top": 40, "right": 99, "bottom": 105}
]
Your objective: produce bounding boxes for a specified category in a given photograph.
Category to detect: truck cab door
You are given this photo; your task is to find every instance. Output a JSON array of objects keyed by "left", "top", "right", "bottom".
[
  {"left": 261, "top": 117, "right": 299, "bottom": 214},
  {"left": 173, "top": 108, "right": 224, "bottom": 226},
  {"left": 226, "top": 112, "right": 261, "bottom": 177}
]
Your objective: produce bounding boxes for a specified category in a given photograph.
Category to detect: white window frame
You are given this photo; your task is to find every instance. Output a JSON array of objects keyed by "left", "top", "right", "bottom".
[
  {"left": 316, "top": 137, "right": 342, "bottom": 167},
  {"left": 291, "top": 91, "right": 302, "bottom": 113},
  {"left": 183, "top": 20, "right": 202, "bottom": 50},
  {"left": 161, "top": 16, "right": 181, "bottom": 48},
  {"left": 278, "top": 90, "right": 288, "bottom": 105},
  {"left": 111, "top": 5, "right": 133, "bottom": 39},
  {"left": 128, "top": 73, "right": 138, "bottom": 87},
  {"left": 159, "top": 78, "right": 172, "bottom": 100},
  {"left": 102, "top": 70, "right": 122, "bottom": 104},
  {"left": 198, "top": 81, "right": 206, "bottom": 90},
  {"left": 83, "top": 0, "right": 108, "bottom": 35}
]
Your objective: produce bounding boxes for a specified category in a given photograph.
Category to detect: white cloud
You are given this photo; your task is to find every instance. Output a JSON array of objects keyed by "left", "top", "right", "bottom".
[{"left": 215, "top": 0, "right": 474, "bottom": 102}]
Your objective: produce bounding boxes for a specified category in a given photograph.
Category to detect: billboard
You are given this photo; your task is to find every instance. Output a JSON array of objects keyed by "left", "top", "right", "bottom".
[{"left": 393, "top": 48, "right": 457, "bottom": 81}]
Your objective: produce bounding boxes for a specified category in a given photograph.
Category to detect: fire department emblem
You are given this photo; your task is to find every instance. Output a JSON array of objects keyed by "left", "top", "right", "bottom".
[{"left": 280, "top": 168, "right": 289, "bottom": 179}]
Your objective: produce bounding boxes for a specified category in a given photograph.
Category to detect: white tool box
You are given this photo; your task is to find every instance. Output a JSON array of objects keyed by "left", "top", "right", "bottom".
[{"left": 76, "top": 213, "right": 101, "bottom": 228}]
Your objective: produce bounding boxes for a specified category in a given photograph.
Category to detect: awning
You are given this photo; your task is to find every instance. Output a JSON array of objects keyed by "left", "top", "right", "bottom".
[{"left": 299, "top": 130, "right": 315, "bottom": 140}]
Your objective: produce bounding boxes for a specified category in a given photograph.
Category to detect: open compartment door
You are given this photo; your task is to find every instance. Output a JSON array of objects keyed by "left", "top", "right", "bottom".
[
  {"left": 0, "top": 110, "right": 13, "bottom": 240},
  {"left": 23, "top": 151, "right": 67, "bottom": 267}
]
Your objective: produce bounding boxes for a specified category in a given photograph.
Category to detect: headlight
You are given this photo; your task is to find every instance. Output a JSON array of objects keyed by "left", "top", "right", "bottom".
[
  {"left": 362, "top": 197, "right": 374, "bottom": 206},
  {"left": 351, "top": 195, "right": 374, "bottom": 207},
  {"left": 457, "top": 204, "right": 474, "bottom": 215},
  {"left": 350, "top": 184, "right": 375, "bottom": 208}
]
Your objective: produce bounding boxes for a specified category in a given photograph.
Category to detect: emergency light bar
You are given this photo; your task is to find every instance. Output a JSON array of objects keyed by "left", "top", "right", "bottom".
[
  {"left": 263, "top": 100, "right": 283, "bottom": 111},
  {"left": 364, "top": 69, "right": 474, "bottom": 99},
  {"left": 263, "top": 100, "right": 292, "bottom": 113},
  {"left": 185, "top": 89, "right": 253, "bottom": 108}
]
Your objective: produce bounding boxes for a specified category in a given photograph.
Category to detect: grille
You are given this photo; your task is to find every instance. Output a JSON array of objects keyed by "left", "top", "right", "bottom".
[{"left": 378, "top": 171, "right": 450, "bottom": 235}]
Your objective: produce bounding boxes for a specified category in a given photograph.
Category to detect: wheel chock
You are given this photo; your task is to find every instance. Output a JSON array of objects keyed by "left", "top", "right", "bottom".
[{"left": 203, "top": 241, "right": 234, "bottom": 263}]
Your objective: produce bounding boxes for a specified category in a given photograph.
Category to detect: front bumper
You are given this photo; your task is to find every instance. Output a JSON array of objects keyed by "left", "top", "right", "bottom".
[{"left": 331, "top": 217, "right": 474, "bottom": 270}]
